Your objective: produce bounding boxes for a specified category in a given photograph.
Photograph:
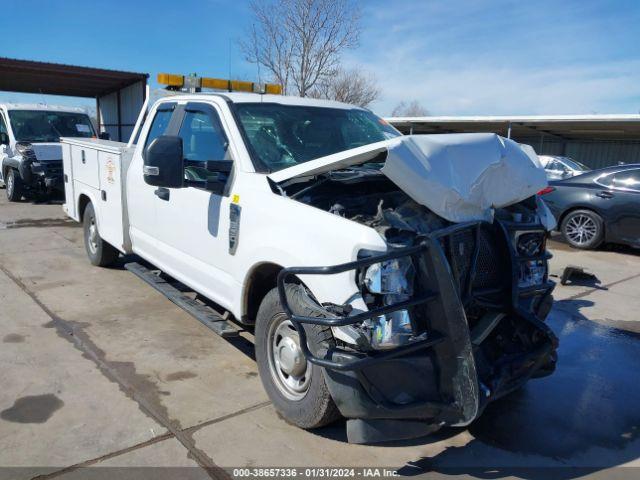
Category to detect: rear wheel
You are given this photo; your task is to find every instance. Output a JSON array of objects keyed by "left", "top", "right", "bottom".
[
  {"left": 255, "top": 285, "right": 340, "bottom": 429},
  {"left": 6, "top": 169, "right": 23, "bottom": 202},
  {"left": 83, "top": 202, "right": 119, "bottom": 267},
  {"left": 561, "top": 209, "right": 604, "bottom": 250}
]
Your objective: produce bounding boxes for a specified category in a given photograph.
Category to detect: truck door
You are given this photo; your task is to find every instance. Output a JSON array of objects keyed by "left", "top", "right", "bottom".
[
  {"left": 152, "top": 101, "right": 237, "bottom": 311},
  {"left": 127, "top": 102, "right": 176, "bottom": 259}
]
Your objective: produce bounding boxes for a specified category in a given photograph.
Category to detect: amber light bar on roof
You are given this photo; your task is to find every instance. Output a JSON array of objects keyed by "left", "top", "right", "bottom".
[{"left": 157, "top": 73, "right": 282, "bottom": 95}]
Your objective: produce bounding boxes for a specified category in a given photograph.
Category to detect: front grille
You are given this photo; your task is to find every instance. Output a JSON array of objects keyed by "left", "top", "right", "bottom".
[
  {"left": 441, "top": 225, "right": 506, "bottom": 296},
  {"left": 473, "top": 228, "right": 505, "bottom": 289}
]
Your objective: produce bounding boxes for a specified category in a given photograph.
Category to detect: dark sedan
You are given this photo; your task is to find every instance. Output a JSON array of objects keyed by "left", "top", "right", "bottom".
[{"left": 539, "top": 164, "right": 640, "bottom": 249}]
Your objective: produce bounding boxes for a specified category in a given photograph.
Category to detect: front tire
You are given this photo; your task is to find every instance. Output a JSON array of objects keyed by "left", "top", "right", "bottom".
[
  {"left": 561, "top": 209, "right": 604, "bottom": 250},
  {"left": 255, "top": 285, "right": 340, "bottom": 429},
  {"left": 6, "top": 169, "right": 24, "bottom": 202},
  {"left": 83, "top": 202, "right": 119, "bottom": 267}
]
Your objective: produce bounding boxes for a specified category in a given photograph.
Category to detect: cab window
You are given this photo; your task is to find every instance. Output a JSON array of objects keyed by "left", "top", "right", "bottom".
[
  {"left": 178, "top": 107, "right": 231, "bottom": 185},
  {"left": 178, "top": 110, "right": 229, "bottom": 162}
]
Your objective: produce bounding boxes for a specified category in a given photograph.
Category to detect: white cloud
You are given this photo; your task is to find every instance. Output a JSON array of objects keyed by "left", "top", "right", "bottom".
[
  {"left": 361, "top": 58, "right": 640, "bottom": 116},
  {"left": 346, "top": 0, "right": 640, "bottom": 116}
]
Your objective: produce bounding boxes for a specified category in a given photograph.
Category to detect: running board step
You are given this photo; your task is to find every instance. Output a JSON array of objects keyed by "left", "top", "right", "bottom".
[{"left": 125, "top": 262, "right": 240, "bottom": 338}]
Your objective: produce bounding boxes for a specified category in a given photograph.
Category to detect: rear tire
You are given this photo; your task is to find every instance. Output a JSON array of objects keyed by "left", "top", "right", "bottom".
[
  {"left": 6, "top": 169, "right": 23, "bottom": 202},
  {"left": 83, "top": 202, "right": 119, "bottom": 267},
  {"left": 560, "top": 209, "right": 604, "bottom": 250},
  {"left": 255, "top": 285, "right": 340, "bottom": 429}
]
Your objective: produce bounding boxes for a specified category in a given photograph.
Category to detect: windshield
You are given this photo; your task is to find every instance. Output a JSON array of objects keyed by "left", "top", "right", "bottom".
[
  {"left": 8, "top": 110, "right": 95, "bottom": 143},
  {"left": 560, "top": 156, "right": 590, "bottom": 171},
  {"left": 235, "top": 103, "right": 401, "bottom": 172}
]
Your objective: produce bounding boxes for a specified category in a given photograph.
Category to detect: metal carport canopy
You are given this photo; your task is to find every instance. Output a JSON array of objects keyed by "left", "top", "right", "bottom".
[
  {"left": 386, "top": 114, "right": 640, "bottom": 141},
  {"left": 0, "top": 57, "right": 148, "bottom": 98}
]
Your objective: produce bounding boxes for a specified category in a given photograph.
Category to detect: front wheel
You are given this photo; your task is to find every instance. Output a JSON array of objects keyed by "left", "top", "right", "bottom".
[
  {"left": 83, "top": 202, "right": 119, "bottom": 267},
  {"left": 6, "top": 169, "right": 24, "bottom": 202},
  {"left": 255, "top": 285, "right": 340, "bottom": 429},
  {"left": 561, "top": 209, "right": 604, "bottom": 250}
]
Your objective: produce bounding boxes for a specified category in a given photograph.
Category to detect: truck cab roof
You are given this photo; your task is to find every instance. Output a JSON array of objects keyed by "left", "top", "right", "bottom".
[{"left": 152, "top": 91, "right": 365, "bottom": 111}]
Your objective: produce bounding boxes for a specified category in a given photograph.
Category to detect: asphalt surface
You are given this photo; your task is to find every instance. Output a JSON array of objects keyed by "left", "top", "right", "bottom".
[{"left": 1, "top": 193, "right": 639, "bottom": 479}]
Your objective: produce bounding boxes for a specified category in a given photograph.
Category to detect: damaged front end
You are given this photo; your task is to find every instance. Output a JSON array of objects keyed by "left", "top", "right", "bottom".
[{"left": 275, "top": 134, "right": 558, "bottom": 443}]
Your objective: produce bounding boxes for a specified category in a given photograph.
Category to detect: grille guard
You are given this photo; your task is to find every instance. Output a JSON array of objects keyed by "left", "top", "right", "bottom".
[
  {"left": 277, "top": 220, "right": 557, "bottom": 426},
  {"left": 277, "top": 221, "right": 487, "bottom": 372}
]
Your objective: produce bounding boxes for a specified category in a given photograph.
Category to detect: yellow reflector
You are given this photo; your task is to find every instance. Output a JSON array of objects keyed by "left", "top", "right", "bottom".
[
  {"left": 157, "top": 73, "right": 184, "bottom": 87},
  {"left": 264, "top": 84, "right": 283, "bottom": 95},
  {"left": 200, "top": 77, "right": 230, "bottom": 90}
]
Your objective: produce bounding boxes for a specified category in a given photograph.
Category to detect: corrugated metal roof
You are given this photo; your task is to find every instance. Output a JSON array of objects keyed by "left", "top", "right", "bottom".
[
  {"left": 0, "top": 57, "right": 148, "bottom": 98},
  {"left": 386, "top": 114, "right": 640, "bottom": 141},
  {"left": 386, "top": 114, "right": 640, "bottom": 123}
]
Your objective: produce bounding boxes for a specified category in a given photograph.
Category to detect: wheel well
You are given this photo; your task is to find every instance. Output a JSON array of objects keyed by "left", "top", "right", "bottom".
[
  {"left": 78, "top": 194, "right": 91, "bottom": 221},
  {"left": 242, "top": 263, "right": 283, "bottom": 325}
]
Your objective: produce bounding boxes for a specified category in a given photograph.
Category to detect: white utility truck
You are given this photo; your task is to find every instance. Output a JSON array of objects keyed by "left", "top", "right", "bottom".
[
  {"left": 0, "top": 103, "right": 98, "bottom": 201},
  {"left": 61, "top": 76, "right": 558, "bottom": 443}
]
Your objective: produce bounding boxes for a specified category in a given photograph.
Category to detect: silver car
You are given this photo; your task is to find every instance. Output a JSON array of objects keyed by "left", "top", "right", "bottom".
[{"left": 539, "top": 155, "right": 590, "bottom": 180}]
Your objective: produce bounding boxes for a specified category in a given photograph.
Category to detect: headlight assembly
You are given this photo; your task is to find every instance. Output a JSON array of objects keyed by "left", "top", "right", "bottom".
[
  {"left": 15, "top": 142, "right": 36, "bottom": 159},
  {"left": 357, "top": 252, "right": 418, "bottom": 350},
  {"left": 515, "top": 231, "right": 545, "bottom": 257},
  {"left": 363, "top": 257, "right": 414, "bottom": 295}
]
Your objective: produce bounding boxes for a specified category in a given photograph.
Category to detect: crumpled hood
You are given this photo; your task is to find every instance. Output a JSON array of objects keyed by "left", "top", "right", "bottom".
[
  {"left": 381, "top": 133, "right": 548, "bottom": 223},
  {"left": 270, "top": 133, "right": 551, "bottom": 225},
  {"left": 26, "top": 143, "right": 63, "bottom": 161}
]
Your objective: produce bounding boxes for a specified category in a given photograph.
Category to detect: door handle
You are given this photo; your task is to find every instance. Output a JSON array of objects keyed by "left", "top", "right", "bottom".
[
  {"left": 154, "top": 187, "right": 170, "bottom": 201},
  {"left": 596, "top": 190, "right": 614, "bottom": 199}
]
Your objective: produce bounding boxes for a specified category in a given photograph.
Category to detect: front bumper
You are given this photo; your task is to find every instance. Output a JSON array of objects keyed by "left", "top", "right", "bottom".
[
  {"left": 20, "top": 159, "right": 64, "bottom": 193},
  {"left": 278, "top": 221, "right": 557, "bottom": 442}
]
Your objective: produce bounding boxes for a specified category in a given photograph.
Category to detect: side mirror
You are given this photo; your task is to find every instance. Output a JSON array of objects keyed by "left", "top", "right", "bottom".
[
  {"left": 0, "top": 132, "right": 9, "bottom": 145},
  {"left": 99, "top": 132, "right": 111, "bottom": 140},
  {"left": 144, "top": 135, "right": 184, "bottom": 188}
]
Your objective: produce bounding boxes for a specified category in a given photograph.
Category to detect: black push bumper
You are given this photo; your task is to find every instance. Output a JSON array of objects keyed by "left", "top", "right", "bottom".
[{"left": 277, "top": 221, "right": 557, "bottom": 442}]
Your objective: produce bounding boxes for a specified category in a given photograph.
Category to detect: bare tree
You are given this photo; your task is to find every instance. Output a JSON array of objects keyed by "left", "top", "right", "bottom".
[
  {"left": 242, "top": 0, "right": 361, "bottom": 96},
  {"left": 391, "top": 100, "right": 429, "bottom": 117},
  {"left": 308, "top": 67, "right": 379, "bottom": 107}
]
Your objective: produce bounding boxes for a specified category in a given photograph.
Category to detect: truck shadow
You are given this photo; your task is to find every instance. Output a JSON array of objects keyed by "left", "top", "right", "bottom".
[
  {"left": 392, "top": 302, "right": 640, "bottom": 478},
  {"left": 308, "top": 301, "right": 640, "bottom": 478}
]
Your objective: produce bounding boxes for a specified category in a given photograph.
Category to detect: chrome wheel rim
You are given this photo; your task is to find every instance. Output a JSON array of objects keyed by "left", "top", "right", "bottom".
[
  {"left": 267, "top": 314, "right": 311, "bottom": 401},
  {"left": 565, "top": 214, "right": 597, "bottom": 246},
  {"left": 87, "top": 216, "right": 99, "bottom": 254}
]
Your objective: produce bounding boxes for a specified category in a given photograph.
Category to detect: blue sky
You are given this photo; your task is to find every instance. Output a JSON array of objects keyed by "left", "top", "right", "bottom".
[{"left": 3, "top": 0, "right": 639, "bottom": 115}]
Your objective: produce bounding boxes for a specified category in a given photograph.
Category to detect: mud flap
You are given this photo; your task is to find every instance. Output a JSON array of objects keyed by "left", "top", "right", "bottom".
[{"left": 346, "top": 418, "right": 442, "bottom": 444}]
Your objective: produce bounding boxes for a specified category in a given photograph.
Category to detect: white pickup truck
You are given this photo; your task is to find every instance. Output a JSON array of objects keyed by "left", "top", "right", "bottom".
[{"left": 61, "top": 90, "right": 558, "bottom": 443}]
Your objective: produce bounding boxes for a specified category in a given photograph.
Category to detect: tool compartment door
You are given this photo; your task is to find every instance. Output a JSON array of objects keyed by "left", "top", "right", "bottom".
[
  {"left": 71, "top": 144, "right": 100, "bottom": 189},
  {"left": 97, "top": 150, "right": 125, "bottom": 252}
]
